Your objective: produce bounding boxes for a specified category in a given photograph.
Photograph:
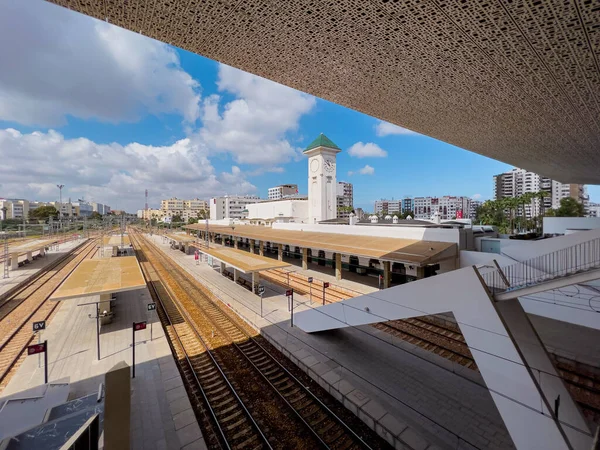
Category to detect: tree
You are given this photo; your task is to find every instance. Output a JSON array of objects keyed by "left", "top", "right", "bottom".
[
  {"left": 30, "top": 206, "right": 58, "bottom": 221},
  {"left": 89, "top": 211, "right": 102, "bottom": 220},
  {"left": 196, "top": 209, "right": 208, "bottom": 220},
  {"left": 555, "top": 197, "right": 585, "bottom": 217},
  {"left": 188, "top": 217, "right": 198, "bottom": 224},
  {"left": 172, "top": 215, "right": 183, "bottom": 223}
]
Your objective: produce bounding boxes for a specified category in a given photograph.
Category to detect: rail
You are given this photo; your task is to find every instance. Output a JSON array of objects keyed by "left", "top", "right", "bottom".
[
  {"left": 131, "top": 233, "right": 272, "bottom": 450},
  {"left": 481, "top": 237, "right": 600, "bottom": 295}
]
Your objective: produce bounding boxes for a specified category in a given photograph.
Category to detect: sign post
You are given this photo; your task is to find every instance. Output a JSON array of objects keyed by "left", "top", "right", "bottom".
[
  {"left": 32, "top": 321, "right": 46, "bottom": 368},
  {"left": 147, "top": 303, "right": 157, "bottom": 340},
  {"left": 307, "top": 277, "right": 313, "bottom": 303},
  {"left": 322, "top": 282, "right": 329, "bottom": 306},
  {"left": 286, "top": 289, "right": 294, "bottom": 327},
  {"left": 258, "top": 285, "right": 265, "bottom": 317},
  {"left": 132, "top": 321, "right": 147, "bottom": 378},
  {"left": 27, "top": 341, "right": 47, "bottom": 384}
]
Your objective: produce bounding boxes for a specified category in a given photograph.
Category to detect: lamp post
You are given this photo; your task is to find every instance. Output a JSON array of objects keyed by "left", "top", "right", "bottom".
[{"left": 56, "top": 184, "right": 64, "bottom": 231}]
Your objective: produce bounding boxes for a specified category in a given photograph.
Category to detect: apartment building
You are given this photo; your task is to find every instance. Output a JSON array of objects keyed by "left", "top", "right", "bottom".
[
  {"left": 374, "top": 199, "right": 401, "bottom": 215},
  {"left": 210, "top": 195, "right": 261, "bottom": 220},
  {"left": 268, "top": 184, "right": 298, "bottom": 200},
  {"left": 0, "top": 198, "right": 106, "bottom": 219},
  {"left": 494, "top": 168, "right": 587, "bottom": 219},
  {"left": 402, "top": 197, "right": 414, "bottom": 214},
  {"left": 413, "top": 196, "right": 471, "bottom": 220},
  {"left": 469, "top": 200, "right": 483, "bottom": 220},
  {"left": 159, "top": 197, "right": 209, "bottom": 222},
  {"left": 336, "top": 181, "right": 354, "bottom": 218}
]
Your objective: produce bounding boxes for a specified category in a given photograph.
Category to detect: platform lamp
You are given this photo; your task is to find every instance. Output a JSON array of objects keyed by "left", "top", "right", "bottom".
[{"left": 56, "top": 184, "right": 65, "bottom": 231}]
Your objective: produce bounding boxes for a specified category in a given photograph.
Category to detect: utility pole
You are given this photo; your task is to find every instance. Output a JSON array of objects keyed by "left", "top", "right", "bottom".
[{"left": 56, "top": 184, "right": 64, "bottom": 231}]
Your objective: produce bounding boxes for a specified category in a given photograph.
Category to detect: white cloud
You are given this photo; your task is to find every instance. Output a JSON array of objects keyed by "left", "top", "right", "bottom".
[
  {"left": 359, "top": 165, "right": 375, "bottom": 175},
  {"left": 347, "top": 171, "right": 355, "bottom": 176},
  {"left": 374, "top": 121, "right": 418, "bottom": 137},
  {"left": 347, "top": 142, "right": 388, "bottom": 158},
  {"left": 472, "top": 193, "right": 482, "bottom": 200},
  {"left": 0, "top": 128, "right": 256, "bottom": 211},
  {"left": 0, "top": 1, "right": 200, "bottom": 126},
  {"left": 199, "top": 65, "right": 316, "bottom": 165}
]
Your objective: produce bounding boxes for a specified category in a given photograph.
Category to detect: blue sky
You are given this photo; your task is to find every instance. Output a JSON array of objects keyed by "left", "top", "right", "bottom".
[{"left": 0, "top": 0, "right": 597, "bottom": 213}]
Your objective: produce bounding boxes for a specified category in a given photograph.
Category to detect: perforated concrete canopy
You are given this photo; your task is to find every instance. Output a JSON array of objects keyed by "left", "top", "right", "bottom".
[{"left": 48, "top": 0, "right": 600, "bottom": 183}]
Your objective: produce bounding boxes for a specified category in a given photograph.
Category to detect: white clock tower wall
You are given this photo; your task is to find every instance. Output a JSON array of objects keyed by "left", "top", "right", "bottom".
[{"left": 304, "top": 134, "right": 341, "bottom": 224}]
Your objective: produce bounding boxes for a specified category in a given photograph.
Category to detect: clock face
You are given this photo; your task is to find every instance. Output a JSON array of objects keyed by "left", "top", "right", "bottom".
[
  {"left": 310, "top": 159, "right": 320, "bottom": 173},
  {"left": 324, "top": 159, "right": 335, "bottom": 172}
]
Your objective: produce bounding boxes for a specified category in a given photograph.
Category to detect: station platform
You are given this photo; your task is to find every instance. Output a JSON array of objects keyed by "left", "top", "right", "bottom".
[
  {"left": 1, "top": 285, "right": 206, "bottom": 450},
  {"left": 0, "top": 238, "right": 85, "bottom": 298},
  {"left": 147, "top": 234, "right": 513, "bottom": 450}
]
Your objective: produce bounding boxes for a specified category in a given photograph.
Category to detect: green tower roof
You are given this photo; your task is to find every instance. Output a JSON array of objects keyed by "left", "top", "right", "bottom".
[{"left": 303, "top": 133, "right": 341, "bottom": 152}]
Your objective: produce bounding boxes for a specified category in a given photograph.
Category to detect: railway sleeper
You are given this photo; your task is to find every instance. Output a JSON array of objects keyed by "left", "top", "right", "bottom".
[
  {"left": 225, "top": 416, "right": 249, "bottom": 432},
  {"left": 219, "top": 409, "right": 244, "bottom": 425},
  {"left": 262, "top": 366, "right": 280, "bottom": 377},
  {"left": 288, "top": 393, "right": 308, "bottom": 406},
  {"left": 232, "top": 434, "right": 260, "bottom": 450},
  {"left": 213, "top": 394, "right": 236, "bottom": 408},
  {"left": 206, "top": 383, "right": 229, "bottom": 396}
]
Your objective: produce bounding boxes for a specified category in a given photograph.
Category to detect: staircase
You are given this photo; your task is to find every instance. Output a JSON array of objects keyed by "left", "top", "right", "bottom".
[{"left": 481, "top": 237, "right": 600, "bottom": 299}]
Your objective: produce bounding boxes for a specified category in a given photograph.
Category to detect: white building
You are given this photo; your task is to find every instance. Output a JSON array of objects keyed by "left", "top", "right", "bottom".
[
  {"left": 210, "top": 195, "right": 261, "bottom": 220},
  {"left": 587, "top": 202, "right": 600, "bottom": 218},
  {"left": 158, "top": 197, "right": 209, "bottom": 222},
  {"left": 336, "top": 181, "right": 353, "bottom": 219},
  {"left": 305, "top": 134, "right": 341, "bottom": 224},
  {"left": 268, "top": 184, "right": 298, "bottom": 200},
  {"left": 494, "top": 168, "right": 586, "bottom": 219},
  {"left": 413, "top": 196, "right": 471, "bottom": 220},
  {"left": 246, "top": 198, "right": 309, "bottom": 223},
  {"left": 92, "top": 202, "right": 111, "bottom": 215},
  {"left": 374, "top": 199, "right": 401, "bottom": 215}
]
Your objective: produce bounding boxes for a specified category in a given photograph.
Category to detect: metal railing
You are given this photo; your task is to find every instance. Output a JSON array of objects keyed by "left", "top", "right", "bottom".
[{"left": 481, "top": 237, "right": 600, "bottom": 295}]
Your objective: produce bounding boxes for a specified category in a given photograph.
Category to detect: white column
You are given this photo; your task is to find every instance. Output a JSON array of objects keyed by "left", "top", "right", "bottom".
[
  {"left": 39, "top": 248, "right": 46, "bottom": 257},
  {"left": 259, "top": 241, "right": 264, "bottom": 257},
  {"left": 26, "top": 251, "right": 33, "bottom": 263},
  {"left": 10, "top": 254, "right": 19, "bottom": 270},
  {"left": 233, "top": 269, "right": 239, "bottom": 283},
  {"left": 252, "top": 272, "right": 260, "bottom": 293},
  {"left": 220, "top": 262, "right": 226, "bottom": 274},
  {"left": 277, "top": 243, "right": 283, "bottom": 261}
]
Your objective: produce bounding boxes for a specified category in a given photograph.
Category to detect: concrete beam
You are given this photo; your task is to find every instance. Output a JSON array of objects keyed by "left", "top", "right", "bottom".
[
  {"left": 104, "top": 361, "right": 131, "bottom": 450},
  {"left": 302, "top": 248, "right": 308, "bottom": 270}
]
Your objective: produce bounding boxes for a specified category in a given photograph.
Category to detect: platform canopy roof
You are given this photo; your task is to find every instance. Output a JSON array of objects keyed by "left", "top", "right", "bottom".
[
  {"left": 50, "top": 256, "right": 146, "bottom": 301},
  {"left": 198, "top": 245, "right": 291, "bottom": 274},
  {"left": 186, "top": 224, "right": 456, "bottom": 266},
  {"left": 8, "top": 239, "right": 57, "bottom": 256},
  {"left": 102, "top": 235, "right": 130, "bottom": 246},
  {"left": 49, "top": 0, "right": 600, "bottom": 183},
  {"left": 164, "top": 233, "right": 196, "bottom": 243}
]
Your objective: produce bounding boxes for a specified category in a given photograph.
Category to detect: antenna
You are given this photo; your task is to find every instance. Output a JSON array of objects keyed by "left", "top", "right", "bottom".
[{"left": 145, "top": 189, "right": 149, "bottom": 212}]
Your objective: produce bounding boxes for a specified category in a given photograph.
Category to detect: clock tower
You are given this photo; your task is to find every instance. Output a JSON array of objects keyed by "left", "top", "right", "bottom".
[{"left": 304, "top": 133, "right": 341, "bottom": 224}]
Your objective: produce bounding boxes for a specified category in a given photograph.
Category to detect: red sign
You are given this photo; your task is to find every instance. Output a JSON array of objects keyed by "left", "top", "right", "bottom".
[
  {"left": 27, "top": 343, "right": 46, "bottom": 355},
  {"left": 456, "top": 210, "right": 463, "bottom": 219},
  {"left": 133, "top": 321, "right": 147, "bottom": 331},
  {"left": 194, "top": 251, "right": 199, "bottom": 261},
  {"left": 286, "top": 289, "right": 293, "bottom": 297},
  {"left": 323, "top": 282, "right": 330, "bottom": 288}
]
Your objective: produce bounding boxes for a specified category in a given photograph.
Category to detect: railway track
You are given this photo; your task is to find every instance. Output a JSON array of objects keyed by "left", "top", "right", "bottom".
[
  {"left": 132, "top": 234, "right": 270, "bottom": 450},
  {"left": 0, "top": 238, "right": 98, "bottom": 390},
  {"left": 132, "top": 231, "right": 384, "bottom": 450}
]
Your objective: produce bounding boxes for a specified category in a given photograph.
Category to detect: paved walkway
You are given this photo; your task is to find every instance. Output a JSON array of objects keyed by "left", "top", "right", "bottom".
[
  {"left": 0, "top": 238, "right": 85, "bottom": 297},
  {"left": 2, "top": 287, "right": 206, "bottom": 450},
  {"left": 148, "top": 235, "right": 514, "bottom": 450}
]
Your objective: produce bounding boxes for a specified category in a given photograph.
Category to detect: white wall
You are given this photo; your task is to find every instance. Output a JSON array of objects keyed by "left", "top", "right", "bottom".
[
  {"left": 543, "top": 217, "right": 600, "bottom": 235},
  {"left": 246, "top": 200, "right": 309, "bottom": 222},
  {"left": 273, "top": 222, "right": 466, "bottom": 246}
]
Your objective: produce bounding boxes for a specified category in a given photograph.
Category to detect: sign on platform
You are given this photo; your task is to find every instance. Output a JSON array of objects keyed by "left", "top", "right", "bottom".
[
  {"left": 32, "top": 321, "right": 46, "bottom": 332},
  {"left": 307, "top": 277, "right": 313, "bottom": 283},
  {"left": 323, "top": 282, "right": 330, "bottom": 288},
  {"left": 286, "top": 289, "right": 293, "bottom": 297},
  {"left": 133, "top": 321, "right": 147, "bottom": 331},
  {"left": 258, "top": 285, "right": 265, "bottom": 295},
  {"left": 27, "top": 342, "right": 46, "bottom": 355},
  {"left": 147, "top": 303, "right": 157, "bottom": 311}
]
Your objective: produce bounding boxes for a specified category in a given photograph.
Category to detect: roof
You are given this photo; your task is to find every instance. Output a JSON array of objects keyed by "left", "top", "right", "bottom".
[
  {"left": 185, "top": 224, "right": 457, "bottom": 266},
  {"left": 304, "top": 133, "right": 340, "bottom": 153},
  {"left": 50, "top": 256, "right": 146, "bottom": 301},
  {"left": 196, "top": 244, "right": 291, "bottom": 273},
  {"left": 164, "top": 233, "right": 196, "bottom": 242},
  {"left": 8, "top": 239, "right": 58, "bottom": 256},
  {"left": 356, "top": 219, "right": 460, "bottom": 228},
  {"left": 103, "top": 235, "right": 131, "bottom": 246}
]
